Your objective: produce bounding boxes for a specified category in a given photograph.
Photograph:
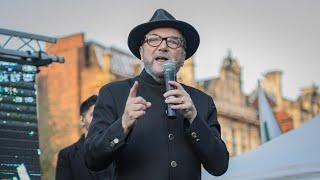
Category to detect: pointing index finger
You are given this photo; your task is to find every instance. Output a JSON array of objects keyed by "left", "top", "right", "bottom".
[{"left": 129, "top": 81, "right": 139, "bottom": 98}]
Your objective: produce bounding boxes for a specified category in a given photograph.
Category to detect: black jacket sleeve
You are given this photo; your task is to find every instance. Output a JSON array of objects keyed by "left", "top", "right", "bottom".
[
  {"left": 185, "top": 95, "right": 229, "bottom": 176},
  {"left": 84, "top": 85, "right": 127, "bottom": 171},
  {"left": 56, "top": 150, "right": 73, "bottom": 180}
]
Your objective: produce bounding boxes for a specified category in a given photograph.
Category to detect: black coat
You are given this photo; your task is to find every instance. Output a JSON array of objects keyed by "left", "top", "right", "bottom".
[
  {"left": 56, "top": 135, "right": 114, "bottom": 180},
  {"left": 84, "top": 69, "right": 229, "bottom": 180}
]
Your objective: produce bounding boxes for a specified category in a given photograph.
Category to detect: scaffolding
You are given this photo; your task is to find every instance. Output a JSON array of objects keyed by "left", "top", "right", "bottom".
[{"left": 0, "top": 28, "right": 64, "bottom": 67}]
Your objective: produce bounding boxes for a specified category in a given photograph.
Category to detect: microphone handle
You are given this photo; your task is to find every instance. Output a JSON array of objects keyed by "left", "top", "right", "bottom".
[{"left": 164, "top": 71, "right": 176, "bottom": 119}]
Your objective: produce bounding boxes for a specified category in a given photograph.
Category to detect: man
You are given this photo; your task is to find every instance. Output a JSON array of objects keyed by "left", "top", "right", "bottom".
[
  {"left": 56, "top": 95, "right": 114, "bottom": 180},
  {"left": 84, "top": 9, "right": 229, "bottom": 180}
]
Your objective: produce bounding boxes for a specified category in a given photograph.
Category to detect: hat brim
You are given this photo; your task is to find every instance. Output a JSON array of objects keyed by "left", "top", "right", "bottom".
[{"left": 128, "top": 20, "right": 200, "bottom": 60}]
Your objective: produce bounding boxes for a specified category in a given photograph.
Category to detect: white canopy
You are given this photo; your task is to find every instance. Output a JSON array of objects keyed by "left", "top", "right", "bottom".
[{"left": 203, "top": 116, "right": 320, "bottom": 180}]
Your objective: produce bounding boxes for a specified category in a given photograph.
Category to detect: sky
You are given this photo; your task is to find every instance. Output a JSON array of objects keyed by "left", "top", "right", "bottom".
[{"left": 1, "top": 0, "right": 319, "bottom": 99}]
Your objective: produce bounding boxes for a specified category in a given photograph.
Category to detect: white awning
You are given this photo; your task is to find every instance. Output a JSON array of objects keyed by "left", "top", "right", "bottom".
[{"left": 203, "top": 116, "right": 320, "bottom": 180}]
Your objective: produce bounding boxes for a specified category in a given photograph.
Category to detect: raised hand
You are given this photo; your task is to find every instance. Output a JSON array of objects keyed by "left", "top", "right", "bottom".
[{"left": 122, "top": 81, "right": 151, "bottom": 134}]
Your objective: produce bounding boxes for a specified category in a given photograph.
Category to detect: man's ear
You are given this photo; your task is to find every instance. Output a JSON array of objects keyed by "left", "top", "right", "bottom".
[{"left": 79, "top": 116, "right": 84, "bottom": 128}]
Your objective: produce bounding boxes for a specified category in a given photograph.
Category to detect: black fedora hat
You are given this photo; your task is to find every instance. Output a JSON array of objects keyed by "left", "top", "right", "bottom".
[{"left": 128, "top": 9, "right": 200, "bottom": 60}]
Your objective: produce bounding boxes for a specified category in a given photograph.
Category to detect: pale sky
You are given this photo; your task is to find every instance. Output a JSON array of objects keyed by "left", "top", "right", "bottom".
[{"left": 1, "top": 0, "right": 319, "bottom": 99}]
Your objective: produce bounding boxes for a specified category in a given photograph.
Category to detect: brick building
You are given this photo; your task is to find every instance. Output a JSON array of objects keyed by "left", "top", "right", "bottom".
[{"left": 37, "top": 33, "right": 142, "bottom": 178}]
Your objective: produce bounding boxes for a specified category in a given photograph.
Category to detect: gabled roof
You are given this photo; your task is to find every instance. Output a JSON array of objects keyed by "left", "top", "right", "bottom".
[{"left": 86, "top": 41, "right": 142, "bottom": 77}]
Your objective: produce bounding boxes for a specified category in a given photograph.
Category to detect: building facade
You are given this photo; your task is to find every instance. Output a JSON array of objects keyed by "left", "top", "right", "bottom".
[
  {"left": 196, "top": 52, "right": 260, "bottom": 156},
  {"left": 261, "top": 71, "right": 320, "bottom": 129}
]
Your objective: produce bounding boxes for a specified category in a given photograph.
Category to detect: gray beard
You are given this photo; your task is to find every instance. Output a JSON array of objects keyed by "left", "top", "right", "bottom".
[
  {"left": 143, "top": 58, "right": 183, "bottom": 84},
  {"left": 145, "top": 68, "right": 165, "bottom": 83}
]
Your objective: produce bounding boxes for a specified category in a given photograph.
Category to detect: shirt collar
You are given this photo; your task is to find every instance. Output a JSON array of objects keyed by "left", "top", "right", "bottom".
[{"left": 138, "top": 69, "right": 165, "bottom": 87}]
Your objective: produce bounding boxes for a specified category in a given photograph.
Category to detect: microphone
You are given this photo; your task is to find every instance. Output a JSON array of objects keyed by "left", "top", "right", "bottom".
[{"left": 162, "top": 60, "right": 177, "bottom": 119}]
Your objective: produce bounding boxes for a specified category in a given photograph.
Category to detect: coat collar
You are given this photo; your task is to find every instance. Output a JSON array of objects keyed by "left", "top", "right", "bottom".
[
  {"left": 138, "top": 69, "right": 165, "bottom": 88},
  {"left": 75, "top": 134, "right": 85, "bottom": 150}
]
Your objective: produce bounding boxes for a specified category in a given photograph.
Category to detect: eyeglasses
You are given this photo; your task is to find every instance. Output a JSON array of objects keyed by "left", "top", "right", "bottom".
[{"left": 143, "top": 34, "right": 185, "bottom": 49}]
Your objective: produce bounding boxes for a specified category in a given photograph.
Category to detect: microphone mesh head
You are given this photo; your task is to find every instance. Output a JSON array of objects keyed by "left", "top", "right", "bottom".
[{"left": 162, "top": 60, "right": 176, "bottom": 72}]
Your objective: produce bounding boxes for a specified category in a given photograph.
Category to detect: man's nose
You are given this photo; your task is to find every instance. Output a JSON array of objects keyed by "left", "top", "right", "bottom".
[{"left": 158, "top": 39, "right": 169, "bottom": 51}]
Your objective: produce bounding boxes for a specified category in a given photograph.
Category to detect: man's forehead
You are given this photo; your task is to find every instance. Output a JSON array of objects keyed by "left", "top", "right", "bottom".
[{"left": 147, "top": 27, "right": 182, "bottom": 37}]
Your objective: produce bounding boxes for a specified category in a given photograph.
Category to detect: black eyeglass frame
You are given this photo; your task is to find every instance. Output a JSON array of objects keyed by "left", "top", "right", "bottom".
[{"left": 142, "top": 34, "right": 186, "bottom": 49}]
